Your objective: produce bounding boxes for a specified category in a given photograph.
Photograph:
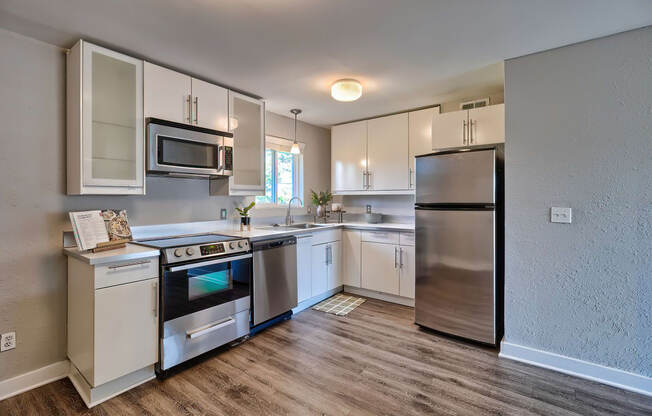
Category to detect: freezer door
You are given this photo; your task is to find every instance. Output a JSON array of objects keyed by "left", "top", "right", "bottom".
[
  {"left": 415, "top": 208, "right": 496, "bottom": 344},
  {"left": 416, "top": 149, "right": 495, "bottom": 204}
]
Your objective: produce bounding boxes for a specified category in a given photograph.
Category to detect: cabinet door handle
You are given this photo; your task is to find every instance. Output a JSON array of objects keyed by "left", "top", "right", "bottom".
[
  {"left": 362, "top": 171, "right": 366, "bottom": 189},
  {"left": 394, "top": 247, "right": 398, "bottom": 269},
  {"left": 469, "top": 119, "right": 474, "bottom": 144},
  {"left": 107, "top": 260, "right": 151, "bottom": 270},
  {"left": 408, "top": 168, "right": 413, "bottom": 188},
  {"left": 462, "top": 120, "right": 467, "bottom": 145},
  {"left": 366, "top": 171, "right": 372, "bottom": 189},
  {"left": 194, "top": 96, "right": 199, "bottom": 124},
  {"left": 186, "top": 94, "right": 193, "bottom": 124},
  {"left": 152, "top": 281, "right": 158, "bottom": 317},
  {"left": 399, "top": 248, "right": 404, "bottom": 268}
]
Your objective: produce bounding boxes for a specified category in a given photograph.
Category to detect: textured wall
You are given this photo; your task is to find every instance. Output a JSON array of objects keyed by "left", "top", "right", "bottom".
[
  {"left": 0, "top": 28, "right": 330, "bottom": 381},
  {"left": 504, "top": 27, "right": 651, "bottom": 377}
]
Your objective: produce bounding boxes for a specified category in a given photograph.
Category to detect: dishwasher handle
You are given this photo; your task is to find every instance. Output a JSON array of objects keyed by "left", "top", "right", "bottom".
[{"left": 251, "top": 236, "right": 297, "bottom": 251}]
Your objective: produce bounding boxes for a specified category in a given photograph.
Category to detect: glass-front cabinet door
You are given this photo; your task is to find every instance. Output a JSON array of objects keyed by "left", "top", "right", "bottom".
[
  {"left": 228, "top": 91, "right": 265, "bottom": 193},
  {"left": 72, "top": 40, "right": 144, "bottom": 194}
]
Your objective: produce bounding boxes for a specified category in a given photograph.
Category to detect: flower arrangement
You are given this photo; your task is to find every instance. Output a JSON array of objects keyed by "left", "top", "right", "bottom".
[{"left": 310, "top": 190, "right": 333, "bottom": 207}]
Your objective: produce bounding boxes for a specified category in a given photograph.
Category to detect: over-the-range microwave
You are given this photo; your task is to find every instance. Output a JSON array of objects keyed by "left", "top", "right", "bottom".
[{"left": 146, "top": 118, "right": 233, "bottom": 178}]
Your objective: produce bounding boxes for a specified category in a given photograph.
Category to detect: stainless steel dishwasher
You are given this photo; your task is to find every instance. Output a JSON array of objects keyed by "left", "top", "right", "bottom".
[{"left": 251, "top": 236, "right": 298, "bottom": 326}]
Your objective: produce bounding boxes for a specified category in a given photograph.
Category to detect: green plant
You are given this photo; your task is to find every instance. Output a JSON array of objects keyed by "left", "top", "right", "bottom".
[
  {"left": 235, "top": 201, "right": 256, "bottom": 217},
  {"left": 310, "top": 189, "right": 333, "bottom": 206}
]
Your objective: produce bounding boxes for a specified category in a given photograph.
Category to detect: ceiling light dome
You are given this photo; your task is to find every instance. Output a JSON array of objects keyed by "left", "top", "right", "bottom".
[{"left": 331, "top": 79, "right": 362, "bottom": 102}]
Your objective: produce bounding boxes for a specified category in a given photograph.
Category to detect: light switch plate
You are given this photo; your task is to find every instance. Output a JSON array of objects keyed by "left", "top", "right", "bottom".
[
  {"left": 551, "top": 207, "right": 572, "bottom": 224},
  {"left": 220, "top": 209, "right": 227, "bottom": 220}
]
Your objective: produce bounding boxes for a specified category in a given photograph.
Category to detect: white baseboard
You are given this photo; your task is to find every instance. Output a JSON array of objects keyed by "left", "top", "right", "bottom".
[
  {"left": 0, "top": 360, "right": 70, "bottom": 401},
  {"left": 344, "top": 286, "right": 415, "bottom": 307},
  {"left": 500, "top": 341, "right": 652, "bottom": 397}
]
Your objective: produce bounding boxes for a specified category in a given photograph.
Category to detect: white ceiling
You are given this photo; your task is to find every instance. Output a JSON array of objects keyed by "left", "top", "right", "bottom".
[{"left": 1, "top": 0, "right": 650, "bottom": 126}]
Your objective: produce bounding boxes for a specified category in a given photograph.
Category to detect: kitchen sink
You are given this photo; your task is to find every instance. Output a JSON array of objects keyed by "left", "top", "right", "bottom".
[
  {"left": 256, "top": 223, "right": 325, "bottom": 231},
  {"left": 286, "top": 223, "right": 324, "bottom": 229}
]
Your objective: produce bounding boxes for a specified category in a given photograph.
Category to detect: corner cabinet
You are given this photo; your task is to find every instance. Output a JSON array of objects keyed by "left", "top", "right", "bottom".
[
  {"left": 210, "top": 92, "right": 265, "bottom": 196},
  {"left": 67, "top": 40, "right": 145, "bottom": 195}
]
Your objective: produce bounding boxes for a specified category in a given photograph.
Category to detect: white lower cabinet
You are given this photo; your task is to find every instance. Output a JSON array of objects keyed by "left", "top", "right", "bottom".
[
  {"left": 67, "top": 254, "right": 159, "bottom": 407},
  {"left": 342, "top": 230, "right": 361, "bottom": 287},
  {"left": 327, "top": 241, "right": 342, "bottom": 290},
  {"left": 361, "top": 242, "right": 400, "bottom": 295},
  {"left": 398, "top": 245, "right": 415, "bottom": 299},
  {"left": 360, "top": 231, "right": 415, "bottom": 299},
  {"left": 309, "top": 231, "right": 342, "bottom": 297},
  {"left": 311, "top": 244, "right": 328, "bottom": 296},
  {"left": 94, "top": 278, "right": 158, "bottom": 385},
  {"left": 296, "top": 235, "right": 313, "bottom": 303}
]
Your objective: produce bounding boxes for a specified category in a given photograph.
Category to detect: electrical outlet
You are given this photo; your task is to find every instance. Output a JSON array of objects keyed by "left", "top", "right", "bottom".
[
  {"left": 1, "top": 332, "right": 16, "bottom": 352},
  {"left": 551, "top": 207, "right": 572, "bottom": 224},
  {"left": 220, "top": 208, "right": 227, "bottom": 220}
]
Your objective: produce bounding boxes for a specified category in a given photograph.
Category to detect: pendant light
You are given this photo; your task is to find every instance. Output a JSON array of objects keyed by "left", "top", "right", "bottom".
[{"left": 290, "top": 108, "right": 302, "bottom": 154}]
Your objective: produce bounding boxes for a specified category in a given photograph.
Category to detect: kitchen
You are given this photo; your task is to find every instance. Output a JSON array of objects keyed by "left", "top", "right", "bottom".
[{"left": 1, "top": 1, "right": 651, "bottom": 415}]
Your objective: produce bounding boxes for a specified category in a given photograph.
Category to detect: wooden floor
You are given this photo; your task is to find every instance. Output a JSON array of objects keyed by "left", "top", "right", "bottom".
[{"left": 2, "top": 297, "right": 651, "bottom": 415}]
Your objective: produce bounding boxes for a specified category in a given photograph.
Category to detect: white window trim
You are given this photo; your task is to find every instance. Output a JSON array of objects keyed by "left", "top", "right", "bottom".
[{"left": 255, "top": 138, "right": 304, "bottom": 209}]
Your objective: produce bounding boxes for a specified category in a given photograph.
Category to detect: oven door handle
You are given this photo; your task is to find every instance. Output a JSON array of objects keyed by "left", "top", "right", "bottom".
[
  {"left": 186, "top": 316, "right": 235, "bottom": 339},
  {"left": 167, "top": 253, "right": 252, "bottom": 272}
]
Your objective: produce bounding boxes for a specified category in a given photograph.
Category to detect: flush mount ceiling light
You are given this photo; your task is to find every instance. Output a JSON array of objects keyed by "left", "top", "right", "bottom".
[
  {"left": 290, "top": 108, "right": 302, "bottom": 154},
  {"left": 331, "top": 79, "right": 362, "bottom": 102}
]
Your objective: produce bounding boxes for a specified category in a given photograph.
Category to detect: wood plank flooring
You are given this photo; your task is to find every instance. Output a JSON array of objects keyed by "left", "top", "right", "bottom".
[{"left": 2, "top": 296, "right": 651, "bottom": 415}]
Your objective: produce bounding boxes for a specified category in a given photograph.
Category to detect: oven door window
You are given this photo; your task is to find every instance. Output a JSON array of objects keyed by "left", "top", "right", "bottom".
[
  {"left": 163, "top": 256, "right": 251, "bottom": 322},
  {"left": 188, "top": 267, "right": 232, "bottom": 301},
  {"left": 158, "top": 135, "right": 219, "bottom": 169}
]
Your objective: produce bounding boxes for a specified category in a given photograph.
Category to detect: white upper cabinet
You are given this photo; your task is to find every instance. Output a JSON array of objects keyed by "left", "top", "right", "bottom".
[
  {"left": 144, "top": 62, "right": 192, "bottom": 124},
  {"left": 210, "top": 92, "right": 265, "bottom": 196},
  {"left": 67, "top": 40, "right": 144, "bottom": 195},
  {"left": 191, "top": 78, "right": 229, "bottom": 131},
  {"left": 432, "top": 104, "right": 504, "bottom": 150},
  {"left": 143, "top": 62, "right": 228, "bottom": 131},
  {"left": 367, "top": 113, "right": 409, "bottom": 191},
  {"left": 331, "top": 121, "right": 368, "bottom": 192},
  {"left": 408, "top": 107, "right": 439, "bottom": 189},
  {"left": 468, "top": 103, "right": 505, "bottom": 146},
  {"left": 432, "top": 109, "right": 469, "bottom": 150}
]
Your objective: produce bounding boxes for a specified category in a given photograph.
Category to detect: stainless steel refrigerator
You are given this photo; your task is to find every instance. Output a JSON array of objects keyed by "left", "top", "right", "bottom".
[{"left": 414, "top": 146, "right": 503, "bottom": 345}]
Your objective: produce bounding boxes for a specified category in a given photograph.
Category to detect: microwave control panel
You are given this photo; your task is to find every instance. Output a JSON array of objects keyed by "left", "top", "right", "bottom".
[{"left": 224, "top": 146, "right": 233, "bottom": 171}]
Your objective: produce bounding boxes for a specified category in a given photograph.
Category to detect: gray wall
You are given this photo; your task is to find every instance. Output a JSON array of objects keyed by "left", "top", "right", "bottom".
[
  {"left": 0, "top": 28, "right": 330, "bottom": 381},
  {"left": 504, "top": 27, "right": 651, "bottom": 377}
]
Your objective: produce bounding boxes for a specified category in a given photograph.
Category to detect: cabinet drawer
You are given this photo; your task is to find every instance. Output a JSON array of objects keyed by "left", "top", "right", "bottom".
[
  {"left": 399, "top": 232, "right": 415, "bottom": 246},
  {"left": 95, "top": 257, "right": 159, "bottom": 289},
  {"left": 311, "top": 229, "right": 342, "bottom": 245},
  {"left": 361, "top": 230, "right": 399, "bottom": 245}
]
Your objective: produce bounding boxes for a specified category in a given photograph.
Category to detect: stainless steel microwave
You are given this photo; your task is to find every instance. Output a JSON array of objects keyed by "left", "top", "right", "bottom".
[{"left": 146, "top": 118, "right": 233, "bottom": 178}]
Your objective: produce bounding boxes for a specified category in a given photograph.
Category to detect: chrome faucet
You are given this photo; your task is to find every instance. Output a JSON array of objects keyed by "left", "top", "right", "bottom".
[{"left": 285, "top": 197, "right": 303, "bottom": 225}]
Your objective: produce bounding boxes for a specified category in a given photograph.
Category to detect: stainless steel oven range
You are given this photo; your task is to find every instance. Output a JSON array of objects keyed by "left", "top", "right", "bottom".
[{"left": 134, "top": 234, "right": 251, "bottom": 374}]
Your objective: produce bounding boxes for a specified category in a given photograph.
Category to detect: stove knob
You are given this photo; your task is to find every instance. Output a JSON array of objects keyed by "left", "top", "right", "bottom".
[
  {"left": 174, "top": 248, "right": 183, "bottom": 257},
  {"left": 186, "top": 248, "right": 195, "bottom": 256},
  {"left": 237, "top": 241, "right": 244, "bottom": 248},
  {"left": 229, "top": 242, "right": 236, "bottom": 249}
]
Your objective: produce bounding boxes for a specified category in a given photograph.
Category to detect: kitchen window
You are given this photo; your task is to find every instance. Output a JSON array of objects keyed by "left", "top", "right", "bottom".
[{"left": 255, "top": 136, "right": 304, "bottom": 206}]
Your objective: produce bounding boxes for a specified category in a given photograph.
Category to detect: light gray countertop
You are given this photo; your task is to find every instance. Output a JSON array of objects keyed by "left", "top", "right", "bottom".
[
  {"left": 63, "top": 244, "right": 160, "bottom": 265},
  {"left": 63, "top": 222, "right": 414, "bottom": 264}
]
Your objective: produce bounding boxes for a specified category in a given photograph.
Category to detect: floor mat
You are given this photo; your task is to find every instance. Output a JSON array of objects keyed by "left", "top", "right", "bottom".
[{"left": 312, "top": 294, "right": 366, "bottom": 316}]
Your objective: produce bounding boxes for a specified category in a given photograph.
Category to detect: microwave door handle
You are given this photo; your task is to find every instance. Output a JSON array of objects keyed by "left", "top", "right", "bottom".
[
  {"left": 218, "top": 145, "right": 224, "bottom": 172},
  {"left": 167, "top": 253, "right": 252, "bottom": 272}
]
